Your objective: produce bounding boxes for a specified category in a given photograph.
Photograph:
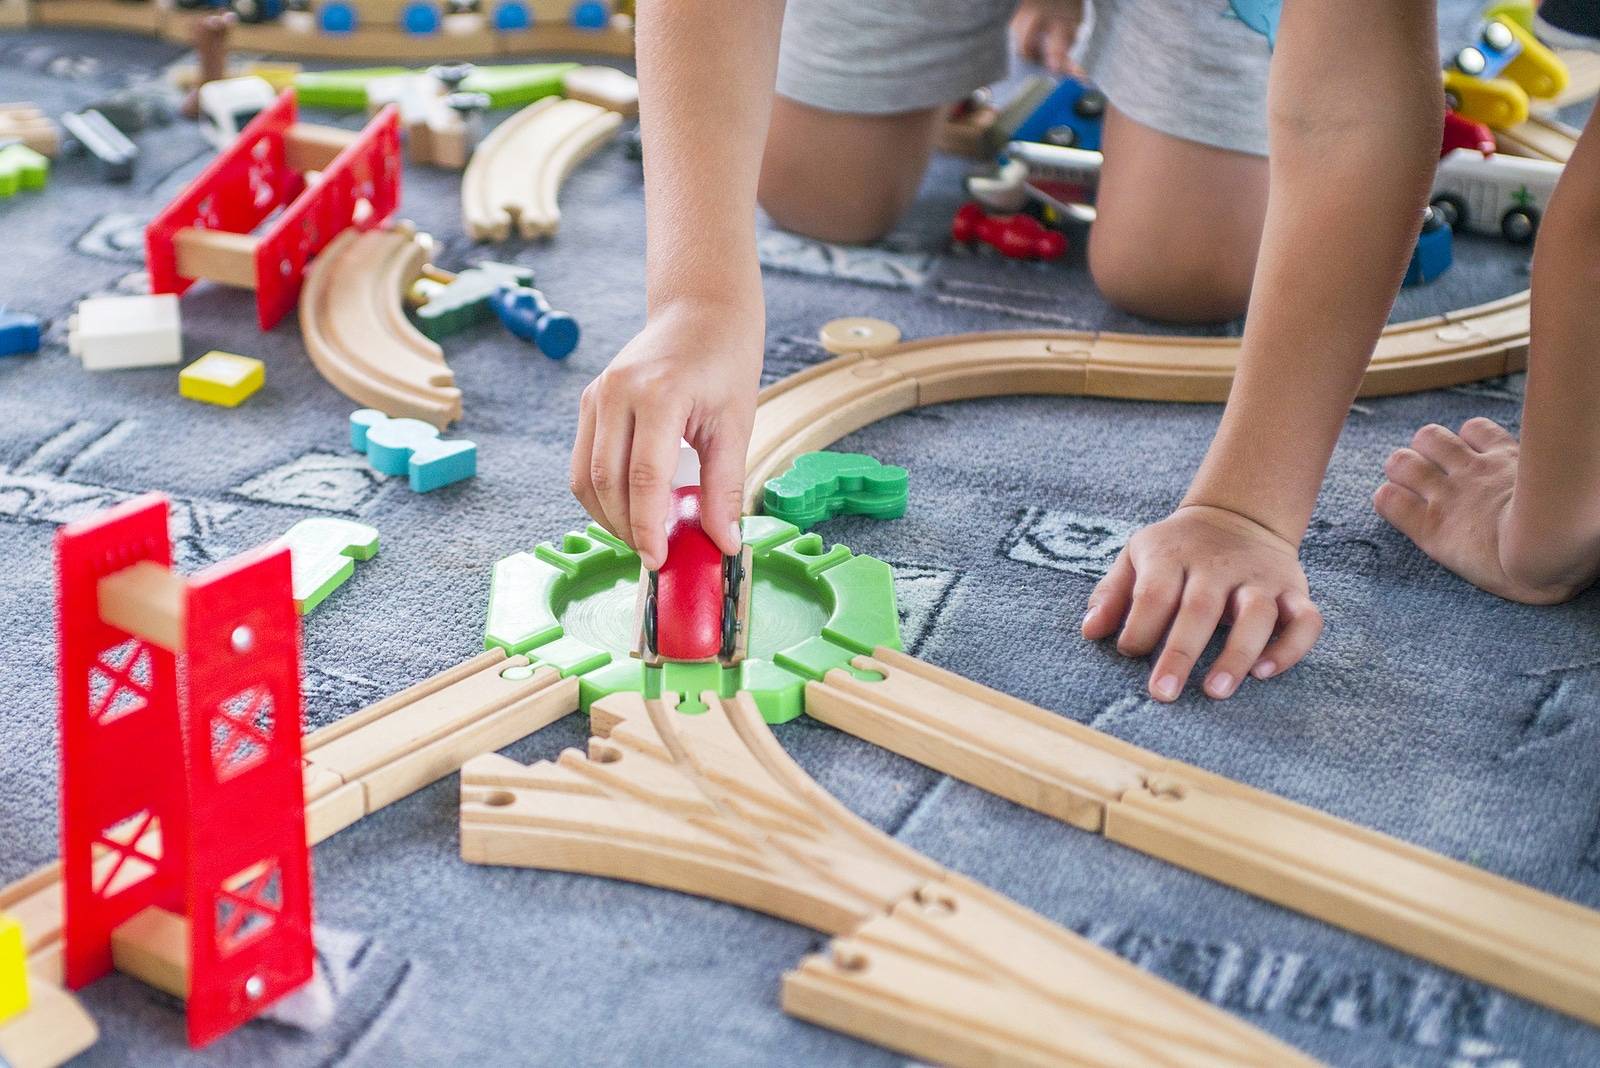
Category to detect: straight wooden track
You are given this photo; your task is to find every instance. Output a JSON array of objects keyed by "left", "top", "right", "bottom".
[
  {"left": 461, "top": 96, "right": 621, "bottom": 241},
  {"left": 298, "top": 224, "right": 464, "bottom": 429},
  {"left": 461, "top": 691, "right": 1317, "bottom": 1067}
]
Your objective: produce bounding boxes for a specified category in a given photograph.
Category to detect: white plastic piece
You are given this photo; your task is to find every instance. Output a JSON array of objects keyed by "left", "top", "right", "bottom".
[
  {"left": 67, "top": 294, "right": 182, "bottom": 370},
  {"left": 965, "top": 157, "right": 1030, "bottom": 214},
  {"left": 197, "top": 76, "right": 277, "bottom": 151},
  {"left": 670, "top": 439, "right": 700, "bottom": 490}
]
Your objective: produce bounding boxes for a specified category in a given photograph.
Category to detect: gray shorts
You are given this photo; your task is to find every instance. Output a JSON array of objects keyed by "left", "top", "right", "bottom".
[{"left": 775, "top": 0, "right": 1275, "bottom": 156}]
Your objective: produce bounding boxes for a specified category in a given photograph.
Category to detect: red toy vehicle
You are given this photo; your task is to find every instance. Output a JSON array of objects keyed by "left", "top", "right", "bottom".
[
  {"left": 1442, "top": 109, "right": 1496, "bottom": 157},
  {"left": 951, "top": 201, "right": 1067, "bottom": 261}
]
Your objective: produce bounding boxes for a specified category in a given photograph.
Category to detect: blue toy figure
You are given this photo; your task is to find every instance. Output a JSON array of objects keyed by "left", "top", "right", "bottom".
[
  {"left": 490, "top": 284, "right": 580, "bottom": 359},
  {"left": 1403, "top": 206, "right": 1454, "bottom": 287},
  {"left": 350, "top": 409, "right": 477, "bottom": 492}
]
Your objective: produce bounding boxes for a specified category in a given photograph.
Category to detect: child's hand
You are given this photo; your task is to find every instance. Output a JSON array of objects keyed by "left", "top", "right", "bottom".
[
  {"left": 570, "top": 299, "right": 763, "bottom": 571},
  {"left": 1081, "top": 505, "right": 1323, "bottom": 702},
  {"left": 1010, "top": 0, "right": 1085, "bottom": 75}
]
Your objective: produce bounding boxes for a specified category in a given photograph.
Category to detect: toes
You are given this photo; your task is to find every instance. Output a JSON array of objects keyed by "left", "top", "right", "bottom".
[
  {"left": 1383, "top": 447, "right": 1445, "bottom": 494},
  {"left": 1410, "top": 423, "right": 1475, "bottom": 471},
  {"left": 1374, "top": 481, "right": 1429, "bottom": 540},
  {"left": 1458, "top": 416, "right": 1516, "bottom": 453}
]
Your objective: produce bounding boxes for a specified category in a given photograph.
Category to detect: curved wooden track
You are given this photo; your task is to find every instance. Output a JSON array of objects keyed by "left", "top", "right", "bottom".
[
  {"left": 461, "top": 96, "right": 622, "bottom": 241},
  {"left": 744, "top": 292, "right": 1533, "bottom": 508},
  {"left": 462, "top": 691, "right": 1316, "bottom": 1067},
  {"left": 299, "top": 224, "right": 463, "bottom": 429}
]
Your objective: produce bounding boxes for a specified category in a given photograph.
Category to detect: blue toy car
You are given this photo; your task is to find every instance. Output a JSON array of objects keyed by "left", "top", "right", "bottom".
[
  {"left": 1403, "top": 206, "right": 1453, "bottom": 287},
  {"left": 1010, "top": 76, "right": 1106, "bottom": 152}
]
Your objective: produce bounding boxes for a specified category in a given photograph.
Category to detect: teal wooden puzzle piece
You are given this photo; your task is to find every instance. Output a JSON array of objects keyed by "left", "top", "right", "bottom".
[
  {"left": 762, "top": 451, "right": 909, "bottom": 530},
  {"left": 276, "top": 517, "right": 380, "bottom": 615},
  {"left": 411, "top": 262, "right": 532, "bottom": 341},
  {"left": 350, "top": 408, "right": 477, "bottom": 493},
  {"left": 0, "top": 144, "right": 49, "bottom": 199}
]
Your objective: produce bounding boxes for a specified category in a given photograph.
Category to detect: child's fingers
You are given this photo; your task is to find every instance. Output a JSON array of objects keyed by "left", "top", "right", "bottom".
[
  {"left": 697, "top": 429, "right": 751, "bottom": 558},
  {"left": 569, "top": 386, "right": 609, "bottom": 536},
  {"left": 1202, "top": 589, "right": 1278, "bottom": 699},
  {"left": 1458, "top": 416, "right": 1514, "bottom": 453},
  {"left": 1114, "top": 560, "right": 1182, "bottom": 657},
  {"left": 1082, "top": 551, "right": 1134, "bottom": 639},
  {"left": 626, "top": 415, "right": 686, "bottom": 572},
  {"left": 1373, "top": 480, "right": 1428, "bottom": 539},
  {"left": 1146, "top": 581, "right": 1227, "bottom": 702},
  {"left": 1382, "top": 446, "right": 1444, "bottom": 495},
  {"left": 1044, "top": 19, "right": 1076, "bottom": 73},
  {"left": 588, "top": 404, "right": 636, "bottom": 553},
  {"left": 1251, "top": 593, "right": 1323, "bottom": 680},
  {"left": 1410, "top": 423, "right": 1475, "bottom": 473},
  {"left": 1011, "top": 7, "right": 1042, "bottom": 60}
]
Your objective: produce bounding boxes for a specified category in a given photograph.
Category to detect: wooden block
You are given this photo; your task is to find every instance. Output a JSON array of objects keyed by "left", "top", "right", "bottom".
[
  {"left": 33, "top": 0, "right": 161, "bottom": 31},
  {"left": 178, "top": 350, "right": 265, "bottom": 408},
  {"left": 0, "top": 972, "right": 98, "bottom": 1068},
  {"left": 66, "top": 294, "right": 182, "bottom": 371},
  {"left": 97, "top": 560, "right": 185, "bottom": 652},
  {"left": 111, "top": 906, "right": 188, "bottom": 998},
  {"left": 560, "top": 65, "right": 639, "bottom": 117},
  {"left": 306, "top": 780, "right": 366, "bottom": 845},
  {"left": 0, "top": 105, "right": 60, "bottom": 157},
  {"left": 0, "top": 0, "right": 29, "bottom": 29},
  {"left": 284, "top": 121, "right": 358, "bottom": 173}
]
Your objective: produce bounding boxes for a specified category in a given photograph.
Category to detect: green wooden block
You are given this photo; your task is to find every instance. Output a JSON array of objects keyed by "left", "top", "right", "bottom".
[
  {"left": 535, "top": 528, "right": 633, "bottom": 578},
  {"left": 460, "top": 63, "right": 578, "bottom": 108},
  {"left": 820, "top": 554, "right": 902, "bottom": 655},
  {"left": 293, "top": 67, "right": 409, "bottom": 109},
  {"left": 739, "top": 514, "right": 802, "bottom": 553},
  {"left": 762, "top": 451, "right": 908, "bottom": 531},
  {"left": 483, "top": 551, "right": 565, "bottom": 654},
  {"left": 0, "top": 145, "right": 48, "bottom": 198},
  {"left": 278, "top": 517, "right": 379, "bottom": 616}
]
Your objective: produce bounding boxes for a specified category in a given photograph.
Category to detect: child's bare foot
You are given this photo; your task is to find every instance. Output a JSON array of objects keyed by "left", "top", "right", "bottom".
[{"left": 1374, "top": 418, "right": 1600, "bottom": 604}]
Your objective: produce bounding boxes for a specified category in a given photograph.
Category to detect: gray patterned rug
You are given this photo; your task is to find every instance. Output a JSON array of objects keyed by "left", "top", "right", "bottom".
[{"left": 1, "top": 10, "right": 1597, "bottom": 1067}]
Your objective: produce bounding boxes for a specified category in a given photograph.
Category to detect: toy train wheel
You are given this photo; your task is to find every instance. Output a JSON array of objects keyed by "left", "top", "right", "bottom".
[
  {"left": 1430, "top": 194, "right": 1465, "bottom": 231},
  {"left": 642, "top": 572, "right": 658, "bottom": 656},
  {"left": 718, "top": 553, "right": 743, "bottom": 660},
  {"left": 1500, "top": 207, "right": 1538, "bottom": 244}
]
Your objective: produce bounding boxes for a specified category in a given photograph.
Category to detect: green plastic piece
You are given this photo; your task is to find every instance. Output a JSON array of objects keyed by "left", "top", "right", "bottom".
[
  {"left": 482, "top": 515, "right": 902, "bottom": 724},
  {"left": 0, "top": 145, "right": 49, "bottom": 198},
  {"left": 292, "top": 63, "right": 576, "bottom": 111},
  {"left": 293, "top": 67, "right": 409, "bottom": 110},
  {"left": 460, "top": 63, "right": 578, "bottom": 108},
  {"left": 412, "top": 262, "right": 532, "bottom": 341},
  {"left": 279, "top": 517, "right": 379, "bottom": 616},
  {"left": 762, "top": 451, "right": 908, "bottom": 531}
]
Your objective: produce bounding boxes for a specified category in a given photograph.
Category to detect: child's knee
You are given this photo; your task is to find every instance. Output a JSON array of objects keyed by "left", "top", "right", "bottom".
[
  {"left": 757, "top": 156, "right": 908, "bottom": 244},
  {"left": 1088, "top": 235, "right": 1254, "bottom": 324}
]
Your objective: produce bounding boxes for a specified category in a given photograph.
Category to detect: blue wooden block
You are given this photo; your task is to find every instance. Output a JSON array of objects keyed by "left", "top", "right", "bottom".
[
  {"left": 350, "top": 409, "right": 477, "bottom": 493},
  {"left": 0, "top": 310, "right": 41, "bottom": 357}
]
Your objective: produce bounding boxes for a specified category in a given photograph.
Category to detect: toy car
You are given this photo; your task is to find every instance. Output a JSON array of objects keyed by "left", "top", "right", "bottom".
[
  {"left": 1454, "top": 15, "right": 1567, "bottom": 100},
  {"left": 1441, "top": 109, "right": 1496, "bottom": 157},
  {"left": 1011, "top": 77, "right": 1106, "bottom": 151},
  {"left": 197, "top": 76, "right": 277, "bottom": 150},
  {"left": 951, "top": 201, "right": 1067, "bottom": 261},
  {"left": 1430, "top": 147, "right": 1560, "bottom": 243}
]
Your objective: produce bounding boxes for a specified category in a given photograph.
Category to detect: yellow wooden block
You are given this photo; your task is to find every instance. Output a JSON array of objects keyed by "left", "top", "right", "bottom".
[
  {"left": 178, "top": 350, "right": 264, "bottom": 408},
  {"left": 0, "top": 914, "right": 27, "bottom": 1023}
]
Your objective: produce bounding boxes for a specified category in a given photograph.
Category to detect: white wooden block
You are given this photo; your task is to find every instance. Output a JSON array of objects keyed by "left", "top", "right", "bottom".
[{"left": 67, "top": 295, "right": 182, "bottom": 371}]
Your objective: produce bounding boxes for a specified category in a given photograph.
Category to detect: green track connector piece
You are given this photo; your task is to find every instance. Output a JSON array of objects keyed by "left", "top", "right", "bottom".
[
  {"left": 482, "top": 514, "right": 902, "bottom": 723},
  {"left": 278, "top": 517, "right": 379, "bottom": 616},
  {"left": 293, "top": 67, "right": 409, "bottom": 110},
  {"left": 0, "top": 145, "right": 49, "bottom": 199},
  {"left": 459, "top": 63, "right": 578, "bottom": 108},
  {"left": 412, "top": 262, "right": 533, "bottom": 342},
  {"left": 762, "top": 451, "right": 909, "bottom": 531}
]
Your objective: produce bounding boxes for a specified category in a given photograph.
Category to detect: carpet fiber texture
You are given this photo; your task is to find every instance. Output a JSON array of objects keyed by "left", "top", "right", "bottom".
[{"left": 1, "top": 10, "right": 1597, "bottom": 1067}]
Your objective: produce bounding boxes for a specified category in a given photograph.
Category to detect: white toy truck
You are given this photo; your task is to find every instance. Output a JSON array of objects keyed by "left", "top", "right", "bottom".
[{"left": 1430, "top": 147, "right": 1562, "bottom": 244}]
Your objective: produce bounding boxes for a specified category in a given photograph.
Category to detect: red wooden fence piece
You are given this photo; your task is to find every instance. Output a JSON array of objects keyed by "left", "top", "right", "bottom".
[
  {"left": 145, "top": 89, "right": 401, "bottom": 330},
  {"left": 56, "top": 495, "right": 313, "bottom": 1048}
]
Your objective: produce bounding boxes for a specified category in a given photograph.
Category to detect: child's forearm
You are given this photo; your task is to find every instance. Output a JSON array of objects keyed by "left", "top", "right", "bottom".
[
  {"left": 636, "top": 0, "right": 786, "bottom": 318},
  {"left": 1505, "top": 103, "right": 1600, "bottom": 581},
  {"left": 1182, "top": 1, "right": 1440, "bottom": 543}
]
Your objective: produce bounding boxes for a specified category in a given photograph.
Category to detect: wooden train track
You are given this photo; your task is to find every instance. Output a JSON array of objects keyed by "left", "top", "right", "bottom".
[
  {"left": 462, "top": 691, "right": 1316, "bottom": 1067},
  {"left": 28, "top": 1, "right": 634, "bottom": 60},
  {"left": 741, "top": 292, "right": 1532, "bottom": 509},
  {"left": 461, "top": 95, "right": 621, "bottom": 241},
  {"left": 1497, "top": 112, "right": 1582, "bottom": 162},
  {"left": 298, "top": 224, "right": 464, "bottom": 429}
]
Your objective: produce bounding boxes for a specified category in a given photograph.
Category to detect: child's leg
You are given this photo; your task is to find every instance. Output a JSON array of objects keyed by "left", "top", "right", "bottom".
[
  {"left": 758, "top": 100, "right": 941, "bottom": 244},
  {"left": 1088, "top": 105, "right": 1269, "bottom": 323},
  {"left": 1375, "top": 101, "right": 1600, "bottom": 603}
]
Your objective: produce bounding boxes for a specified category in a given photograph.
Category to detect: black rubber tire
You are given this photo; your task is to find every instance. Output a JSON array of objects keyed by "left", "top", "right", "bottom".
[
  {"left": 1501, "top": 207, "right": 1539, "bottom": 244},
  {"left": 1430, "top": 195, "right": 1466, "bottom": 231}
]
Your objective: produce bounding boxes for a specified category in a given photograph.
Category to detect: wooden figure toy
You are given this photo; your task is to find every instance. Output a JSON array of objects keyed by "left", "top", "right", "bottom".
[{"left": 349, "top": 408, "right": 477, "bottom": 492}]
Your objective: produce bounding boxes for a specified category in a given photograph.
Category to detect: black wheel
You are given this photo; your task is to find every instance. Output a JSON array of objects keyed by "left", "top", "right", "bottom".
[
  {"left": 1501, "top": 207, "right": 1539, "bottom": 244},
  {"left": 1419, "top": 204, "right": 1448, "bottom": 233},
  {"left": 1430, "top": 194, "right": 1465, "bottom": 231},
  {"left": 1074, "top": 88, "right": 1106, "bottom": 119},
  {"left": 1444, "top": 89, "right": 1462, "bottom": 112},
  {"left": 720, "top": 594, "right": 739, "bottom": 660},
  {"left": 642, "top": 575, "right": 658, "bottom": 656},
  {"left": 1043, "top": 124, "right": 1077, "bottom": 148}
]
